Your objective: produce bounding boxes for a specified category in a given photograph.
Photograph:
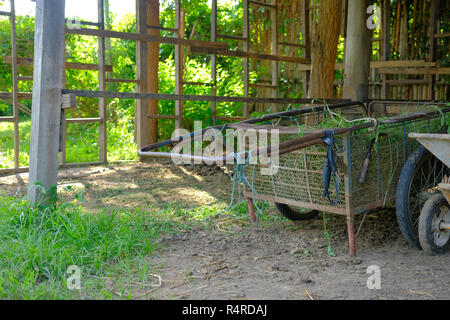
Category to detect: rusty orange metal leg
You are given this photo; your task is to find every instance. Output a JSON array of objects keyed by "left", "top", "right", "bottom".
[
  {"left": 347, "top": 213, "right": 356, "bottom": 256},
  {"left": 246, "top": 197, "right": 258, "bottom": 231}
]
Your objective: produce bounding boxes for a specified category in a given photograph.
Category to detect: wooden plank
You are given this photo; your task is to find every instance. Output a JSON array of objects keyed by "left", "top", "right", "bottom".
[
  {"left": 147, "top": 114, "right": 178, "bottom": 119},
  {"left": 66, "top": 118, "right": 101, "bottom": 124},
  {"left": 377, "top": 68, "right": 450, "bottom": 75},
  {"left": 18, "top": 76, "right": 33, "bottom": 81},
  {"left": 216, "top": 34, "right": 246, "bottom": 41},
  {"left": 105, "top": 78, "right": 139, "bottom": 83},
  {"left": 3, "top": 56, "right": 114, "bottom": 72},
  {"left": 191, "top": 46, "right": 311, "bottom": 64},
  {"left": 65, "top": 26, "right": 228, "bottom": 50},
  {"left": 385, "top": 79, "right": 429, "bottom": 85},
  {"left": 183, "top": 81, "right": 213, "bottom": 86},
  {"left": 63, "top": 89, "right": 351, "bottom": 105},
  {"left": 0, "top": 92, "right": 34, "bottom": 99},
  {"left": 434, "top": 33, "right": 450, "bottom": 38},
  {"left": 248, "top": 1, "right": 276, "bottom": 9},
  {"left": 371, "top": 60, "right": 436, "bottom": 68},
  {"left": 250, "top": 83, "right": 277, "bottom": 89},
  {"left": 278, "top": 41, "right": 306, "bottom": 48},
  {"left": 147, "top": 25, "right": 178, "bottom": 33},
  {"left": 0, "top": 116, "right": 15, "bottom": 122},
  {"left": 0, "top": 11, "right": 12, "bottom": 16}
]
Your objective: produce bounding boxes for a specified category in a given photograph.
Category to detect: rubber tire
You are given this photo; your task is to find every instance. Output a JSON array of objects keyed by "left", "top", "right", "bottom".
[
  {"left": 275, "top": 203, "right": 319, "bottom": 221},
  {"left": 419, "top": 193, "right": 450, "bottom": 256},
  {"left": 396, "top": 146, "right": 445, "bottom": 249}
]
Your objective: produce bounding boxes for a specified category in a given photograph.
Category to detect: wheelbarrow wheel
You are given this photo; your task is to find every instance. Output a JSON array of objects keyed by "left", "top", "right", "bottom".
[
  {"left": 419, "top": 193, "right": 450, "bottom": 255},
  {"left": 275, "top": 203, "right": 319, "bottom": 221},
  {"left": 396, "top": 146, "right": 448, "bottom": 249}
]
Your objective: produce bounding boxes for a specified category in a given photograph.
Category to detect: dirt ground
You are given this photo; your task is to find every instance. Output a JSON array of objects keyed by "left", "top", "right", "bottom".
[{"left": 1, "top": 160, "right": 449, "bottom": 300}]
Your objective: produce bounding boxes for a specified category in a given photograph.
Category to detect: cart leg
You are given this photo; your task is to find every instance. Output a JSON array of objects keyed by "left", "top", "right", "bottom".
[
  {"left": 246, "top": 197, "right": 258, "bottom": 231},
  {"left": 347, "top": 213, "right": 356, "bottom": 256}
]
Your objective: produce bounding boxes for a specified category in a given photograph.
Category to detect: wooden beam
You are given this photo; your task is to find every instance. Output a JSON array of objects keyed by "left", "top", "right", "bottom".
[
  {"left": 248, "top": 1, "right": 276, "bottom": 9},
  {"left": 190, "top": 47, "right": 311, "bottom": 64},
  {"left": 62, "top": 89, "right": 350, "bottom": 105},
  {"left": 3, "top": 56, "right": 113, "bottom": 72},
  {"left": 28, "top": 0, "right": 66, "bottom": 204},
  {"left": 434, "top": 33, "right": 450, "bottom": 38},
  {"left": 65, "top": 26, "right": 228, "bottom": 50},
  {"left": 377, "top": 68, "right": 450, "bottom": 75}
]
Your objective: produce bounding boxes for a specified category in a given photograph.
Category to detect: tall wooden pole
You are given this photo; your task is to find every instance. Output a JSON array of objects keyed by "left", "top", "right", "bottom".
[
  {"left": 428, "top": 0, "right": 439, "bottom": 100},
  {"left": 28, "top": 0, "right": 66, "bottom": 204},
  {"left": 98, "top": 0, "right": 107, "bottom": 163},
  {"left": 381, "top": 0, "right": 390, "bottom": 99},
  {"left": 243, "top": 0, "right": 249, "bottom": 118},
  {"left": 211, "top": 0, "right": 217, "bottom": 125},
  {"left": 136, "top": 0, "right": 149, "bottom": 149},
  {"left": 175, "top": 0, "right": 184, "bottom": 129},
  {"left": 147, "top": 0, "right": 159, "bottom": 143},
  {"left": 343, "top": 0, "right": 370, "bottom": 101}
]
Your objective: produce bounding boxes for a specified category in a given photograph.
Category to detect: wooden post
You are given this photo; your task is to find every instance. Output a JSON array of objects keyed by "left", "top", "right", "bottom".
[
  {"left": 428, "top": 0, "right": 439, "bottom": 100},
  {"left": 301, "top": 0, "right": 311, "bottom": 98},
  {"left": 147, "top": 0, "right": 159, "bottom": 143},
  {"left": 28, "top": 0, "right": 66, "bottom": 204},
  {"left": 211, "top": 0, "right": 217, "bottom": 125},
  {"left": 343, "top": 0, "right": 371, "bottom": 101},
  {"left": 98, "top": 0, "right": 107, "bottom": 163},
  {"left": 10, "top": 0, "right": 19, "bottom": 169},
  {"left": 136, "top": 0, "right": 149, "bottom": 149},
  {"left": 243, "top": 0, "right": 250, "bottom": 118},
  {"left": 381, "top": 0, "right": 390, "bottom": 99},
  {"left": 270, "top": 0, "right": 278, "bottom": 113},
  {"left": 175, "top": 0, "right": 184, "bottom": 129}
]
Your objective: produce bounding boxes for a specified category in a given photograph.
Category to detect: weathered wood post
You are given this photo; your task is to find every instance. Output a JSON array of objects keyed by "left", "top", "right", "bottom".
[
  {"left": 136, "top": 0, "right": 149, "bottom": 149},
  {"left": 342, "top": 0, "right": 370, "bottom": 255},
  {"left": 343, "top": 0, "right": 371, "bottom": 101},
  {"left": 28, "top": 0, "right": 66, "bottom": 204}
]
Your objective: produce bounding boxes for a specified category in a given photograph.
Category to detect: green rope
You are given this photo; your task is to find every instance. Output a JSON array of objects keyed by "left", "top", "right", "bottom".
[
  {"left": 322, "top": 212, "right": 336, "bottom": 257},
  {"left": 216, "top": 152, "right": 265, "bottom": 217}
]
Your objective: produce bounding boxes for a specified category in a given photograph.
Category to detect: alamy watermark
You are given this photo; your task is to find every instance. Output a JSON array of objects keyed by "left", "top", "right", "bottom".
[
  {"left": 366, "top": 265, "right": 381, "bottom": 290},
  {"left": 367, "top": 5, "right": 381, "bottom": 30},
  {"left": 169, "top": 121, "right": 280, "bottom": 176},
  {"left": 67, "top": 265, "right": 81, "bottom": 290}
]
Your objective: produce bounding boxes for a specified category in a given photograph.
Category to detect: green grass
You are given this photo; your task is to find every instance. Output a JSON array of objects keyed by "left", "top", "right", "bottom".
[
  {"left": 0, "top": 187, "right": 289, "bottom": 299},
  {"left": 0, "top": 118, "right": 137, "bottom": 169},
  {"left": 0, "top": 193, "right": 178, "bottom": 299}
]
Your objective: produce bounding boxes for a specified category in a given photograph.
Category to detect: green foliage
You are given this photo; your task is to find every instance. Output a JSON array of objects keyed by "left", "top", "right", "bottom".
[{"left": 0, "top": 194, "right": 165, "bottom": 299}]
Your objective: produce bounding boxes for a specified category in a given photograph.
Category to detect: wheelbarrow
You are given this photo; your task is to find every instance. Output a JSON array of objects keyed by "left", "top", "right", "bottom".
[{"left": 408, "top": 133, "right": 450, "bottom": 255}]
